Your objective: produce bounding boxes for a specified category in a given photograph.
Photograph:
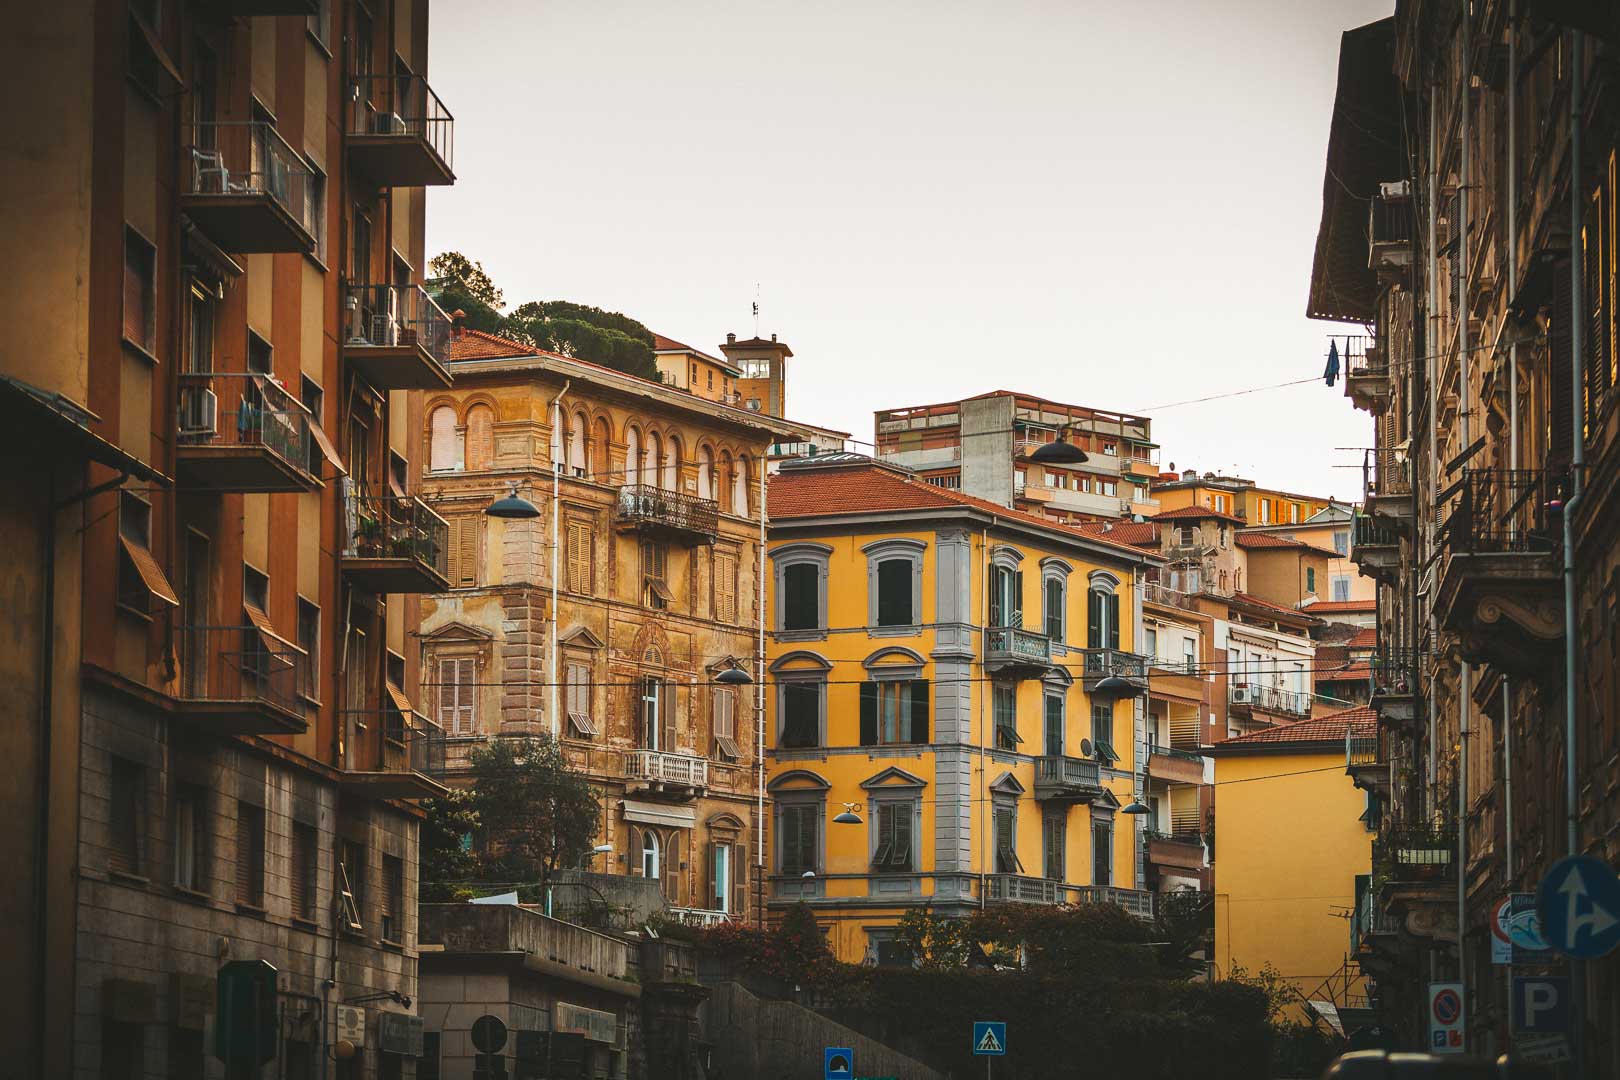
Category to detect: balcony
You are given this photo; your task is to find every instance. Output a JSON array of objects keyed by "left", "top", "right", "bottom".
[
  {"left": 1228, "top": 682, "right": 1312, "bottom": 719},
  {"left": 346, "top": 74, "right": 455, "bottom": 187},
  {"left": 1080, "top": 649, "right": 1149, "bottom": 697},
  {"left": 615, "top": 485, "right": 719, "bottom": 545},
  {"left": 1337, "top": 335, "right": 1390, "bottom": 415},
  {"left": 343, "top": 284, "right": 454, "bottom": 390},
  {"left": 666, "top": 907, "right": 736, "bottom": 929},
  {"left": 1350, "top": 510, "right": 1400, "bottom": 585},
  {"left": 1351, "top": 887, "right": 1400, "bottom": 962},
  {"left": 1435, "top": 468, "right": 1567, "bottom": 678},
  {"left": 1344, "top": 730, "right": 1389, "bottom": 795},
  {"left": 173, "top": 625, "right": 307, "bottom": 736},
  {"left": 1367, "top": 181, "right": 1414, "bottom": 283},
  {"left": 342, "top": 484, "right": 450, "bottom": 593},
  {"left": 1370, "top": 647, "right": 1419, "bottom": 732},
  {"left": 1361, "top": 448, "right": 1414, "bottom": 538},
  {"left": 340, "top": 708, "right": 449, "bottom": 800},
  {"left": 1122, "top": 456, "right": 1159, "bottom": 480},
  {"left": 985, "top": 874, "right": 1065, "bottom": 905},
  {"left": 1146, "top": 833, "right": 1206, "bottom": 873},
  {"left": 1375, "top": 824, "right": 1456, "bottom": 884},
  {"left": 624, "top": 749, "right": 709, "bottom": 800},
  {"left": 175, "top": 373, "right": 318, "bottom": 492},
  {"left": 983, "top": 625, "right": 1053, "bottom": 678},
  {"left": 1073, "top": 886, "right": 1155, "bottom": 920},
  {"left": 180, "top": 123, "right": 317, "bottom": 254},
  {"left": 1033, "top": 755, "right": 1102, "bottom": 801},
  {"left": 1146, "top": 743, "right": 1205, "bottom": 785}
]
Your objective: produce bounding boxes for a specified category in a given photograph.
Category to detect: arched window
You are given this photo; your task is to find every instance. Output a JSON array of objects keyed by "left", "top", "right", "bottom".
[
  {"left": 464, "top": 404, "right": 494, "bottom": 471},
  {"left": 429, "top": 405, "right": 461, "bottom": 472},
  {"left": 661, "top": 436, "right": 680, "bottom": 491},
  {"left": 641, "top": 831, "right": 661, "bottom": 879},
  {"left": 697, "top": 445, "right": 714, "bottom": 500},
  {"left": 718, "top": 451, "right": 734, "bottom": 514},
  {"left": 644, "top": 432, "right": 661, "bottom": 487},
  {"left": 569, "top": 410, "right": 587, "bottom": 477},
  {"left": 1087, "top": 576, "right": 1121, "bottom": 650},
  {"left": 733, "top": 455, "right": 751, "bottom": 516},
  {"left": 591, "top": 416, "right": 611, "bottom": 479},
  {"left": 624, "top": 426, "right": 640, "bottom": 486}
]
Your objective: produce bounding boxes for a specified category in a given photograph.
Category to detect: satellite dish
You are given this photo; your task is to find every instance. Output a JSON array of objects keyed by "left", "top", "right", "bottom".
[{"left": 1079, "top": 738, "right": 1094, "bottom": 758}]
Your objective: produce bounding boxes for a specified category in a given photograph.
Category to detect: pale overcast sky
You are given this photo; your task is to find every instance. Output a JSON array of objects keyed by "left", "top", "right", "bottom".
[{"left": 427, "top": 0, "right": 1394, "bottom": 501}]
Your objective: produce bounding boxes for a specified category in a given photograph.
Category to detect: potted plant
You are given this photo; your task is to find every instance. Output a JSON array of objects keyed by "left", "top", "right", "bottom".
[{"left": 353, "top": 513, "right": 383, "bottom": 557}]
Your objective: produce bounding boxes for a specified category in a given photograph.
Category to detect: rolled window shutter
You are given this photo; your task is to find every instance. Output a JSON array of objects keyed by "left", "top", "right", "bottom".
[
  {"left": 430, "top": 407, "right": 456, "bottom": 471},
  {"left": 466, "top": 406, "right": 494, "bottom": 471},
  {"left": 909, "top": 679, "right": 929, "bottom": 744},
  {"left": 456, "top": 658, "right": 475, "bottom": 733},
  {"left": 859, "top": 683, "right": 877, "bottom": 745},
  {"left": 1107, "top": 594, "right": 1121, "bottom": 650},
  {"left": 1087, "top": 590, "right": 1101, "bottom": 648}
]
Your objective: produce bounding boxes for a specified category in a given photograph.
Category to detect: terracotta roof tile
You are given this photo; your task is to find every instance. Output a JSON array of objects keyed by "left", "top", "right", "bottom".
[
  {"left": 1214, "top": 705, "right": 1375, "bottom": 748},
  {"left": 1317, "top": 663, "right": 1372, "bottom": 683},
  {"left": 1151, "top": 505, "right": 1246, "bottom": 525},
  {"left": 1232, "top": 591, "right": 1322, "bottom": 621},
  {"left": 447, "top": 327, "right": 539, "bottom": 362},
  {"left": 1304, "top": 599, "right": 1376, "bottom": 614},
  {"left": 1077, "top": 520, "right": 1159, "bottom": 547},
  {"left": 1235, "top": 532, "right": 1341, "bottom": 557},
  {"left": 652, "top": 333, "right": 691, "bottom": 351},
  {"left": 769, "top": 462, "right": 1161, "bottom": 561},
  {"left": 1347, "top": 627, "right": 1378, "bottom": 649}
]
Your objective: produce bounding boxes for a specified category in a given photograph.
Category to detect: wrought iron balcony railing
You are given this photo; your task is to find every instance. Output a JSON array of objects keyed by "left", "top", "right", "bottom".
[
  {"left": 1362, "top": 447, "right": 1412, "bottom": 499},
  {"left": 1228, "top": 682, "right": 1312, "bottom": 717},
  {"left": 342, "top": 483, "right": 449, "bottom": 581},
  {"left": 181, "top": 121, "right": 317, "bottom": 252},
  {"left": 1081, "top": 648, "right": 1149, "bottom": 681},
  {"left": 1447, "top": 468, "right": 1567, "bottom": 555},
  {"left": 615, "top": 485, "right": 720, "bottom": 540},
  {"left": 343, "top": 284, "right": 454, "bottom": 377},
  {"left": 1346, "top": 731, "right": 1380, "bottom": 768},
  {"left": 342, "top": 708, "right": 445, "bottom": 776},
  {"left": 1353, "top": 510, "right": 1399, "bottom": 550},
  {"left": 1371, "top": 648, "right": 1419, "bottom": 695},
  {"left": 175, "top": 624, "right": 306, "bottom": 731},
  {"left": 985, "top": 626, "right": 1054, "bottom": 667},
  {"left": 1374, "top": 824, "right": 1457, "bottom": 882}
]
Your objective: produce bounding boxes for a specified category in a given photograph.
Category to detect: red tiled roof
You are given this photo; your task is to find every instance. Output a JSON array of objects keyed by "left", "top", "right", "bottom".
[
  {"left": 1077, "top": 520, "right": 1159, "bottom": 547},
  {"left": 1235, "top": 532, "right": 1341, "bottom": 557},
  {"left": 652, "top": 333, "right": 691, "bottom": 351},
  {"left": 447, "top": 326, "right": 542, "bottom": 362},
  {"left": 1305, "top": 599, "right": 1376, "bottom": 614},
  {"left": 769, "top": 462, "right": 1161, "bottom": 561},
  {"left": 1318, "top": 663, "right": 1372, "bottom": 683},
  {"left": 1232, "top": 591, "right": 1322, "bottom": 621},
  {"left": 1315, "top": 645, "right": 1348, "bottom": 666},
  {"left": 1347, "top": 627, "right": 1378, "bottom": 649},
  {"left": 723, "top": 336, "right": 793, "bottom": 356},
  {"left": 1213, "top": 705, "right": 1375, "bottom": 749},
  {"left": 1151, "top": 505, "right": 1246, "bottom": 525}
]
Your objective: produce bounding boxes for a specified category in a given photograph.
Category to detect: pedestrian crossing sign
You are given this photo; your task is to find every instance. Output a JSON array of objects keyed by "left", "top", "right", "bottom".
[{"left": 972, "top": 1021, "right": 1007, "bottom": 1056}]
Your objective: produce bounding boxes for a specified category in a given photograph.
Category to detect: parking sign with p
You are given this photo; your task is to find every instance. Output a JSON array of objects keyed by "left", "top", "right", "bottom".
[{"left": 1512, "top": 976, "right": 1570, "bottom": 1035}]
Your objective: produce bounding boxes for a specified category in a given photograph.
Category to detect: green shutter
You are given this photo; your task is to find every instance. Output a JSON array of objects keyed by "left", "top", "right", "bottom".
[
  {"left": 1107, "top": 594, "right": 1120, "bottom": 649},
  {"left": 859, "top": 683, "right": 878, "bottom": 746},
  {"left": 1088, "top": 589, "right": 1102, "bottom": 648},
  {"left": 908, "top": 679, "right": 929, "bottom": 744},
  {"left": 989, "top": 566, "right": 1004, "bottom": 627}
]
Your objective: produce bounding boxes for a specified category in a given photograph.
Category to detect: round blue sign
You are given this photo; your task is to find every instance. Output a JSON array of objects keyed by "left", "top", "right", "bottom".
[{"left": 1537, "top": 855, "right": 1620, "bottom": 959}]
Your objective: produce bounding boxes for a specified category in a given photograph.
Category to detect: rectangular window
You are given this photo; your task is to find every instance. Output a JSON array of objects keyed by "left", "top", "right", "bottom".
[
  {"left": 1182, "top": 637, "right": 1197, "bottom": 673},
  {"left": 1333, "top": 575, "right": 1352, "bottom": 602},
  {"left": 994, "top": 805, "right": 1022, "bottom": 874},
  {"left": 1086, "top": 589, "right": 1120, "bottom": 649},
  {"left": 993, "top": 685, "right": 1021, "bottom": 750},
  {"left": 1259, "top": 500, "right": 1272, "bottom": 524},
  {"left": 1143, "top": 626, "right": 1157, "bottom": 660},
  {"left": 779, "top": 804, "right": 818, "bottom": 876},
  {"left": 1042, "top": 693, "right": 1064, "bottom": 757},
  {"left": 235, "top": 802, "right": 265, "bottom": 908},
  {"left": 292, "top": 822, "right": 318, "bottom": 922},
  {"left": 437, "top": 657, "right": 476, "bottom": 735},
  {"left": 447, "top": 516, "right": 479, "bottom": 588},
  {"left": 988, "top": 565, "right": 1022, "bottom": 628},
  {"left": 118, "top": 491, "right": 178, "bottom": 615},
  {"left": 1334, "top": 529, "right": 1350, "bottom": 556},
  {"left": 1306, "top": 566, "right": 1317, "bottom": 594},
  {"left": 296, "top": 597, "right": 320, "bottom": 703},
  {"left": 1092, "top": 820, "right": 1113, "bottom": 886},
  {"left": 780, "top": 681, "right": 821, "bottom": 748},
  {"left": 1091, "top": 704, "right": 1118, "bottom": 764},
  {"left": 859, "top": 680, "right": 929, "bottom": 745},
  {"left": 108, "top": 757, "right": 144, "bottom": 876},
  {"left": 339, "top": 840, "right": 365, "bottom": 931},
  {"left": 875, "top": 558, "right": 913, "bottom": 627},
  {"left": 1042, "top": 812, "right": 1066, "bottom": 881},
  {"left": 304, "top": 165, "right": 326, "bottom": 260},
  {"left": 172, "top": 783, "right": 206, "bottom": 892},
  {"left": 781, "top": 562, "right": 819, "bottom": 630},
  {"left": 713, "top": 687, "right": 739, "bottom": 759},
  {"left": 642, "top": 540, "right": 672, "bottom": 609},
  {"left": 713, "top": 551, "right": 738, "bottom": 623},
  {"left": 1099, "top": 479, "right": 1117, "bottom": 497},
  {"left": 710, "top": 841, "right": 730, "bottom": 911},
  {"left": 123, "top": 227, "right": 156, "bottom": 352},
  {"left": 381, "top": 854, "right": 403, "bottom": 943},
  {"left": 871, "top": 803, "right": 915, "bottom": 872},
  {"left": 1043, "top": 577, "right": 1064, "bottom": 641},
  {"left": 638, "top": 677, "right": 671, "bottom": 751},
  {"left": 566, "top": 519, "right": 592, "bottom": 594},
  {"left": 566, "top": 662, "right": 599, "bottom": 737},
  {"left": 306, "top": 0, "right": 331, "bottom": 48},
  {"left": 1102, "top": 442, "right": 1117, "bottom": 456}
]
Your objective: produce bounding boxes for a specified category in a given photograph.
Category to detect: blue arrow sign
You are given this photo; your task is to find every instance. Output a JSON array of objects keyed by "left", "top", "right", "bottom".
[
  {"left": 972, "top": 1021, "right": 1007, "bottom": 1056},
  {"left": 824, "top": 1046, "right": 853, "bottom": 1080},
  {"left": 1537, "top": 855, "right": 1620, "bottom": 959}
]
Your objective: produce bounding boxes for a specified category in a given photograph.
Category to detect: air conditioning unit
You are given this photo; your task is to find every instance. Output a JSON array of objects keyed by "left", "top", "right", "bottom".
[
  {"left": 1231, "top": 686, "right": 1253, "bottom": 705},
  {"left": 372, "top": 111, "right": 407, "bottom": 135},
  {"left": 179, "top": 388, "right": 218, "bottom": 438}
]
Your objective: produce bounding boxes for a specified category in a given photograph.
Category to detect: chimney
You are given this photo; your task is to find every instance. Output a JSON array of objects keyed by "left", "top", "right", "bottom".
[
  {"left": 1182, "top": 469, "right": 1196, "bottom": 481},
  {"left": 450, "top": 309, "right": 467, "bottom": 340},
  {"left": 771, "top": 333, "right": 777, "bottom": 342},
  {"left": 726, "top": 333, "right": 736, "bottom": 344}
]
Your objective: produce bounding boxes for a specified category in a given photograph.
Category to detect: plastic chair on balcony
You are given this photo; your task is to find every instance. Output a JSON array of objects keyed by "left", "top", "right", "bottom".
[{"left": 191, "top": 147, "right": 231, "bottom": 195}]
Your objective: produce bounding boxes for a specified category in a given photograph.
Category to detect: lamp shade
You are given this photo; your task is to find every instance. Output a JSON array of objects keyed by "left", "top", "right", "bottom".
[
  {"left": 1028, "top": 440, "right": 1089, "bottom": 465},
  {"left": 1094, "top": 674, "right": 1140, "bottom": 697},
  {"left": 715, "top": 666, "right": 753, "bottom": 685},
  {"left": 832, "top": 808, "right": 864, "bottom": 825},
  {"left": 486, "top": 490, "right": 542, "bottom": 519},
  {"left": 1120, "top": 797, "right": 1151, "bottom": 815}
]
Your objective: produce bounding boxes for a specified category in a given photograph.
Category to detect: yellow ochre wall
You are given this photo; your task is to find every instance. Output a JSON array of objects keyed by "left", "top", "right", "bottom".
[
  {"left": 767, "top": 518, "right": 1145, "bottom": 964},
  {"left": 1213, "top": 746, "right": 1370, "bottom": 1014}
]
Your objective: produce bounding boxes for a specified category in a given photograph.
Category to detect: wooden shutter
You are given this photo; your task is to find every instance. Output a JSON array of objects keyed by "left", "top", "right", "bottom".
[
  {"left": 859, "top": 683, "right": 877, "bottom": 746},
  {"left": 108, "top": 760, "right": 141, "bottom": 875},
  {"left": 1551, "top": 257, "right": 1575, "bottom": 467},
  {"left": 437, "top": 657, "right": 456, "bottom": 730},
  {"left": 1586, "top": 195, "right": 1609, "bottom": 439},
  {"left": 894, "top": 803, "right": 913, "bottom": 870},
  {"left": 732, "top": 843, "right": 747, "bottom": 917},
  {"left": 908, "top": 679, "right": 929, "bottom": 744},
  {"left": 567, "top": 521, "right": 592, "bottom": 594},
  {"left": 715, "top": 552, "right": 737, "bottom": 623},
  {"left": 465, "top": 406, "right": 494, "bottom": 471},
  {"left": 1044, "top": 814, "right": 1065, "bottom": 881},
  {"left": 1087, "top": 589, "right": 1102, "bottom": 648},
  {"left": 1011, "top": 570, "right": 1024, "bottom": 626},
  {"left": 661, "top": 681, "right": 677, "bottom": 753},
  {"left": 988, "top": 567, "right": 1004, "bottom": 627},
  {"left": 439, "top": 657, "right": 474, "bottom": 734},
  {"left": 236, "top": 803, "right": 263, "bottom": 906},
  {"left": 1107, "top": 594, "right": 1120, "bottom": 649}
]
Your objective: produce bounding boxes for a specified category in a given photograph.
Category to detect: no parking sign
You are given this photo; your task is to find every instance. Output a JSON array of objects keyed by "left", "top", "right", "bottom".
[{"left": 1428, "top": 983, "right": 1464, "bottom": 1054}]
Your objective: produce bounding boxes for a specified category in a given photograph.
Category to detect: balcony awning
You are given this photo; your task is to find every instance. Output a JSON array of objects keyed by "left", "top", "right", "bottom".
[
  {"left": 0, "top": 376, "right": 169, "bottom": 485},
  {"left": 1306, "top": 17, "right": 1402, "bottom": 323},
  {"left": 621, "top": 799, "right": 695, "bottom": 829},
  {"left": 119, "top": 534, "right": 179, "bottom": 607},
  {"left": 307, "top": 418, "right": 346, "bottom": 475},
  {"left": 385, "top": 682, "right": 413, "bottom": 717},
  {"left": 244, "top": 601, "right": 297, "bottom": 654}
]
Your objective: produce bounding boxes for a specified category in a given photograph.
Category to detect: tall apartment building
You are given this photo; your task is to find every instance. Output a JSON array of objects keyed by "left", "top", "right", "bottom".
[
  {"left": 0, "top": 2, "right": 454, "bottom": 1074},
  {"left": 874, "top": 392, "right": 1160, "bottom": 524},
  {"left": 418, "top": 327, "right": 826, "bottom": 927},
  {"left": 763, "top": 454, "right": 1163, "bottom": 963},
  {"left": 1310, "top": 6, "right": 1620, "bottom": 1062}
]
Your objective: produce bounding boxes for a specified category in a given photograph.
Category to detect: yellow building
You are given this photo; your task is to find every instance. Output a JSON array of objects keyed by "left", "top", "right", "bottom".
[
  {"left": 1153, "top": 468, "right": 1335, "bottom": 528},
  {"left": 765, "top": 454, "right": 1164, "bottom": 963},
  {"left": 1208, "top": 706, "right": 1374, "bottom": 1014}
]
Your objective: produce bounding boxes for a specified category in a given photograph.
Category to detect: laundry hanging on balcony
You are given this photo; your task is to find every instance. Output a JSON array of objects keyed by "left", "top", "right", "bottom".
[{"left": 1323, "top": 339, "right": 1341, "bottom": 387}]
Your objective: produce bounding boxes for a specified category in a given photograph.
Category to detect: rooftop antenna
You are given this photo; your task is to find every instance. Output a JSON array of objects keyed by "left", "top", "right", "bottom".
[{"left": 752, "top": 283, "right": 760, "bottom": 337}]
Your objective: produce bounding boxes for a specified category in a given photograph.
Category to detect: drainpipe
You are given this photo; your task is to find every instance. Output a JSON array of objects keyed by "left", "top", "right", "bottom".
[
  {"left": 1562, "top": 30, "right": 1587, "bottom": 1077},
  {"left": 548, "top": 380, "right": 570, "bottom": 738},
  {"left": 1504, "top": 0, "right": 1519, "bottom": 1039},
  {"left": 1455, "top": 5, "right": 1470, "bottom": 1040},
  {"left": 756, "top": 456, "right": 766, "bottom": 928},
  {"left": 1426, "top": 85, "right": 1441, "bottom": 829}
]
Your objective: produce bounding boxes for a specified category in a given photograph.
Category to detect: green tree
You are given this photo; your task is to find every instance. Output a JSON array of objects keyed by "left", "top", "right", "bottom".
[
  {"left": 893, "top": 907, "right": 972, "bottom": 971},
  {"left": 466, "top": 734, "right": 601, "bottom": 900},
  {"left": 419, "top": 789, "right": 480, "bottom": 903},
  {"left": 428, "top": 251, "right": 503, "bottom": 309}
]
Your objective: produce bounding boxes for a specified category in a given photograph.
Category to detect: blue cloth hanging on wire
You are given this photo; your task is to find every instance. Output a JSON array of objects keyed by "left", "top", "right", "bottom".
[{"left": 1323, "top": 339, "right": 1341, "bottom": 387}]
